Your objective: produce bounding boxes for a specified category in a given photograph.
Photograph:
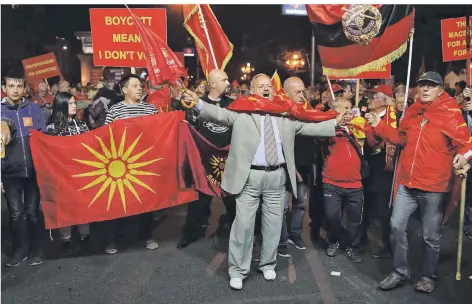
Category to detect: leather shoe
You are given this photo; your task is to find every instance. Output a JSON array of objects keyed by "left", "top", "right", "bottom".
[
  {"left": 379, "top": 272, "right": 406, "bottom": 290},
  {"left": 372, "top": 249, "right": 392, "bottom": 259},
  {"left": 176, "top": 236, "right": 197, "bottom": 249}
]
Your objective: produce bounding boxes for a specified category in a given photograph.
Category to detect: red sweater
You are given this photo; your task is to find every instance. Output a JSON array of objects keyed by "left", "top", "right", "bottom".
[{"left": 322, "top": 129, "right": 362, "bottom": 189}]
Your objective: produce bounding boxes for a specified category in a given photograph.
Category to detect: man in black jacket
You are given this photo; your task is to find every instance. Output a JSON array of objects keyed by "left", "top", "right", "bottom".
[{"left": 173, "top": 69, "right": 236, "bottom": 248}]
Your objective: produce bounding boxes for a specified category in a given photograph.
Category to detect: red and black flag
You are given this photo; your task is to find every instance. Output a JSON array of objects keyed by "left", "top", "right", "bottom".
[
  {"left": 178, "top": 122, "right": 229, "bottom": 197},
  {"left": 306, "top": 5, "right": 415, "bottom": 77}
]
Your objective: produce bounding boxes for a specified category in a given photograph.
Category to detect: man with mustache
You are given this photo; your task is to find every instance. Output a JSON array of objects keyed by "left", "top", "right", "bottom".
[
  {"left": 182, "top": 73, "right": 343, "bottom": 290},
  {"left": 366, "top": 72, "right": 472, "bottom": 293},
  {"left": 174, "top": 69, "right": 236, "bottom": 249}
]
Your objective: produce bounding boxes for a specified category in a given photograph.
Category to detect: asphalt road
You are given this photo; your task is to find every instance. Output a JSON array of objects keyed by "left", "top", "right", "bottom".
[{"left": 1, "top": 196, "right": 472, "bottom": 304}]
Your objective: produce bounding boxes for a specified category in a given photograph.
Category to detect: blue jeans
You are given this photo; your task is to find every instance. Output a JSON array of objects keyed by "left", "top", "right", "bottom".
[
  {"left": 279, "top": 182, "right": 308, "bottom": 247},
  {"left": 391, "top": 185, "right": 445, "bottom": 279}
]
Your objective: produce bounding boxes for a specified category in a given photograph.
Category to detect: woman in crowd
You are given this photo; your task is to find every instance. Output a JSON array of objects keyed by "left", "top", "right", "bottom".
[{"left": 46, "top": 92, "right": 91, "bottom": 253}]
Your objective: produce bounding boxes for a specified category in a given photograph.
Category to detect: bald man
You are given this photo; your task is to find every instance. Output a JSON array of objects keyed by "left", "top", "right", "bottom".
[
  {"left": 277, "top": 77, "right": 320, "bottom": 257},
  {"left": 174, "top": 69, "right": 236, "bottom": 249},
  {"left": 58, "top": 81, "right": 70, "bottom": 93},
  {"left": 183, "top": 73, "right": 342, "bottom": 290}
]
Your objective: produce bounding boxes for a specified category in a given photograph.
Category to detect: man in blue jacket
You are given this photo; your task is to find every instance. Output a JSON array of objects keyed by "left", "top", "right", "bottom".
[{"left": 1, "top": 69, "right": 46, "bottom": 267}]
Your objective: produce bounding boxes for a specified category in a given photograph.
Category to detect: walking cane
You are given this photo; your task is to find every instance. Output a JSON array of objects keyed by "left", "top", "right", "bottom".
[{"left": 456, "top": 175, "right": 467, "bottom": 281}]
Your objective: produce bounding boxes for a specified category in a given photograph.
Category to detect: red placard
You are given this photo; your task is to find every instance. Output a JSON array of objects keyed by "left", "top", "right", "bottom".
[
  {"left": 328, "top": 63, "right": 391, "bottom": 80},
  {"left": 89, "top": 67, "right": 102, "bottom": 85},
  {"left": 441, "top": 17, "right": 472, "bottom": 62},
  {"left": 22, "top": 53, "right": 61, "bottom": 82},
  {"left": 89, "top": 8, "right": 167, "bottom": 68}
]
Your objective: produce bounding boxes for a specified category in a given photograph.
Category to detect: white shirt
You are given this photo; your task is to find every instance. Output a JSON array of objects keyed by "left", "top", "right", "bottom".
[
  {"left": 196, "top": 100, "right": 285, "bottom": 166},
  {"left": 252, "top": 115, "right": 285, "bottom": 166}
]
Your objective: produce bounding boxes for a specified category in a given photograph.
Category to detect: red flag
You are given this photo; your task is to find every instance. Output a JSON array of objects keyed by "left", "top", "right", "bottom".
[
  {"left": 30, "top": 112, "right": 197, "bottom": 229},
  {"left": 306, "top": 5, "right": 414, "bottom": 77},
  {"left": 183, "top": 4, "right": 233, "bottom": 78},
  {"left": 146, "top": 88, "right": 173, "bottom": 113},
  {"left": 129, "top": 11, "right": 186, "bottom": 86},
  {"left": 226, "top": 94, "right": 338, "bottom": 122},
  {"left": 178, "top": 122, "right": 229, "bottom": 197},
  {"left": 271, "top": 70, "right": 282, "bottom": 94}
]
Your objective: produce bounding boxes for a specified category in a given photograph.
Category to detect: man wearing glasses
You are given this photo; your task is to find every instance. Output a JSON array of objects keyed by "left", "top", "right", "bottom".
[{"left": 366, "top": 72, "right": 472, "bottom": 293}]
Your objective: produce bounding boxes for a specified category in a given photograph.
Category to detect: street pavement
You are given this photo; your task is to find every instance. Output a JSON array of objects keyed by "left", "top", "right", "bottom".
[{"left": 1, "top": 196, "right": 472, "bottom": 304}]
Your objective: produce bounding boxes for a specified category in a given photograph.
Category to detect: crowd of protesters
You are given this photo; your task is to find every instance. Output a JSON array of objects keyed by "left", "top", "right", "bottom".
[{"left": 1, "top": 63, "right": 472, "bottom": 292}]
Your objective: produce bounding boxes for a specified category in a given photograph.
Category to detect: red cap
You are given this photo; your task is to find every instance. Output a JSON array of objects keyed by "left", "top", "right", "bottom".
[
  {"left": 331, "top": 84, "right": 345, "bottom": 94},
  {"left": 368, "top": 84, "right": 393, "bottom": 97}
]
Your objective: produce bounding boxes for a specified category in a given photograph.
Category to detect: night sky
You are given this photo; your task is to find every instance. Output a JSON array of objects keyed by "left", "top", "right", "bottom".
[{"left": 1, "top": 4, "right": 472, "bottom": 85}]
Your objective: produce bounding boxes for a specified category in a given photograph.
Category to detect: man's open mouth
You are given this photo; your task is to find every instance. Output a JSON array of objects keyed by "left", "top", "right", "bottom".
[{"left": 262, "top": 92, "right": 270, "bottom": 98}]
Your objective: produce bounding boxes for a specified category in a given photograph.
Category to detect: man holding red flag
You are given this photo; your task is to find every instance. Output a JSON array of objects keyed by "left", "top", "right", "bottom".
[
  {"left": 173, "top": 69, "right": 236, "bottom": 249},
  {"left": 366, "top": 72, "right": 472, "bottom": 293},
  {"left": 182, "top": 73, "right": 342, "bottom": 290}
]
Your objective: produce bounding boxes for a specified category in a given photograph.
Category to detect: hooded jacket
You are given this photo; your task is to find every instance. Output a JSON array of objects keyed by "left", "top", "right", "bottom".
[{"left": 1, "top": 98, "right": 46, "bottom": 178}]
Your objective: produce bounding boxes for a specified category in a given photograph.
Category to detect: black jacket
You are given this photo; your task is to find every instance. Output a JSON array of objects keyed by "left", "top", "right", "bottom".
[{"left": 172, "top": 94, "right": 233, "bottom": 148}]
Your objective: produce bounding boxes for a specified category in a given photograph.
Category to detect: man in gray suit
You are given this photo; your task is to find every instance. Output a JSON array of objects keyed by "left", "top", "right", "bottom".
[{"left": 183, "top": 73, "right": 343, "bottom": 290}]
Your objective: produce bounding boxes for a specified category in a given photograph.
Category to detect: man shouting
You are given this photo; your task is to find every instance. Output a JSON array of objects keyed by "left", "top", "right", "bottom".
[{"left": 183, "top": 73, "right": 343, "bottom": 290}]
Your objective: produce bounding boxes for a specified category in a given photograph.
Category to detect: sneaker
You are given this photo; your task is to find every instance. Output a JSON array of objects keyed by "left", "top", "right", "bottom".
[
  {"left": 344, "top": 247, "right": 362, "bottom": 263},
  {"left": 415, "top": 277, "right": 435, "bottom": 293},
  {"left": 277, "top": 246, "right": 291, "bottom": 258},
  {"left": 28, "top": 256, "right": 43, "bottom": 266},
  {"left": 4, "top": 253, "right": 28, "bottom": 267},
  {"left": 145, "top": 239, "right": 159, "bottom": 250},
  {"left": 326, "top": 242, "right": 339, "bottom": 257},
  {"left": 288, "top": 236, "right": 306, "bottom": 250},
  {"left": 80, "top": 235, "right": 90, "bottom": 242},
  {"left": 263, "top": 269, "right": 276, "bottom": 281},
  {"left": 372, "top": 248, "right": 392, "bottom": 259},
  {"left": 465, "top": 231, "right": 472, "bottom": 240},
  {"left": 230, "top": 278, "right": 243, "bottom": 290},
  {"left": 105, "top": 242, "right": 118, "bottom": 254},
  {"left": 379, "top": 272, "right": 406, "bottom": 291}
]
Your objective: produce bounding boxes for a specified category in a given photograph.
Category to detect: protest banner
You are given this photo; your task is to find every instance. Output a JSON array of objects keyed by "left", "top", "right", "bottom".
[
  {"left": 89, "top": 67, "right": 103, "bottom": 85},
  {"left": 89, "top": 8, "right": 167, "bottom": 67},
  {"left": 441, "top": 17, "right": 472, "bottom": 62},
  {"left": 22, "top": 53, "right": 61, "bottom": 82},
  {"left": 328, "top": 63, "right": 391, "bottom": 80}
]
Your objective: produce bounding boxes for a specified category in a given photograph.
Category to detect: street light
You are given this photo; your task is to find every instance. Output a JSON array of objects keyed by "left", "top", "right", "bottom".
[
  {"left": 284, "top": 51, "right": 305, "bottom": 72},
  {"left": 241, "top": 62, "right": 255, "bottom": 81}
]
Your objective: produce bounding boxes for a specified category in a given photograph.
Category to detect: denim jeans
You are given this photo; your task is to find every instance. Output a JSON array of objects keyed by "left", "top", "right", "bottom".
[
  {"left": 2, "top": 176, "right": 41, "bottom": 255},
  {"left": 279, "top": 182, "right": 308, "bottom": 247},
  {"left": 390, "top": 185, "right": 445, "bottom": 279}
]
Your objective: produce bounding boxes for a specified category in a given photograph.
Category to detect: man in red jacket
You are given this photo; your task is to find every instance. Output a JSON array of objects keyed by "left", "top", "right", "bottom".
[
  {"left": 366, "top": 72, "right": 472, "bottom": 293},
  {"left": 322, "top": 97, "right": 365, "bottom": 263}
]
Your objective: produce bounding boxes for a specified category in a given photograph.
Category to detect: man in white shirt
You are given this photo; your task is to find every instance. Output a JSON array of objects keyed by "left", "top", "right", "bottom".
[{"left": 183, "top": 73, "right": 343, "bottom": 290}]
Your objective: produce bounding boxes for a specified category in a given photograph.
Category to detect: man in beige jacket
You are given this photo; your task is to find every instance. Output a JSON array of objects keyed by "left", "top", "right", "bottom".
[{"left": 183, "top": 72, "right": 343, "bottom": 290}]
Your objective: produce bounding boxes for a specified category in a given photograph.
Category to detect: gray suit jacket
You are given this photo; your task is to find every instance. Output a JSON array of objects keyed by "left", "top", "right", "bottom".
[{"left": 198, "top": 101, "right": 336, "bottom": 198}]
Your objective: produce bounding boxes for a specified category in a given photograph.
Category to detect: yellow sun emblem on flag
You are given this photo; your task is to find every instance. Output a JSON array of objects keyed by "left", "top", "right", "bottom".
[
  {"left": 209, "top": 155, "right": 226, "bottom": 180},
  {"left": 72, "top": 127, "right": 161, "bottom": 213}
]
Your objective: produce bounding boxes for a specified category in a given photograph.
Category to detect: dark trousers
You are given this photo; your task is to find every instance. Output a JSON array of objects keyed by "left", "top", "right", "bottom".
[
  {"left": 182, "top": 192, "right": 236, "bottom": 239},
  {"left": 464, "top": 174, "right": 472, "bottom": 234},
  {"left": 365, "top": 155, "right": 394, "bottom": 251},
  {"left": 3, "top": 176, "right": 41, "bottom": 255},
  {"left": 104, "top": 212, "right": 154, "bottom": 244},
  {"left": 280, "top": 183, "right": 308, "bottom": 246},
  {"left": 323, "top": 184, "right": 364, "bottom": 249},
  {"left": 391, "top": 185, "right": 445, "bottom": 279},
  {"left": 308, "top": 165, "right": 326, "bottom": 238}
]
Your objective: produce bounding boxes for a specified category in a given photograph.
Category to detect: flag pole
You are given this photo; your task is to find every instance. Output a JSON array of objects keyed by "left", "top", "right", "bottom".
[
  {"left": 401, "top": 29, "right": 415, "bottom": 119},
  {"left": 310, "top": 29, "right": 316, "bottom": 86},
  {"left": 388, "top": 29, "right": 415, "bottom": 209},
  {"left": 355, "top": 79, "right": 360, "bottom": 107},
  {"left": 326, "top": 75, "right": 336, "bottom": 101},
  {"left": 197, "top": 4, "right": 218, "bottom": 70}
]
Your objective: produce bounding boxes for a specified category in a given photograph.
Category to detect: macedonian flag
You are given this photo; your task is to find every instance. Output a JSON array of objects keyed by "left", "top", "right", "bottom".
[
  {"left": 306, "top": 5, "right": 415, "bottom": 77},
  {"left": 30, "top": 112, "right": 198, "bottom": 229}
]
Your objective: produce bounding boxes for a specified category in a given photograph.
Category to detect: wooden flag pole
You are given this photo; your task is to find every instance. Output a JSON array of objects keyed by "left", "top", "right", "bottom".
[
  {"left": 355, "top": 79, "right": 360, "bottom": 107},
  {"left": 388, "top": 29, "right": 415, "bottom": 209},
  {"left": 197, "top": 4, "right": 218, "bottom": 71},
  {"left": 326, "top": 76, "right": 336, "bottom": 101},
  {"left": 456, "top": 177, "right": 467, "bottom": 280}
]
